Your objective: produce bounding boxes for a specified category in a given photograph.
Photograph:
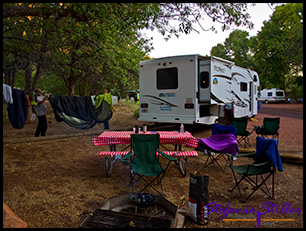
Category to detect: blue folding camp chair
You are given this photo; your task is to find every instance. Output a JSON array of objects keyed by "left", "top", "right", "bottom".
[{"left": 230, "top": 136, "right": 283, "bottom": 202}]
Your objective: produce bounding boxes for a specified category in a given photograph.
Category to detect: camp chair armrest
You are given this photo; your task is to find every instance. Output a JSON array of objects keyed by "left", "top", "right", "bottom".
[
  {"left": 158, "top": 151, "right": 177, "bottom": 161},
  {"left": 251, "top": 161, "right": 271, "bottom": 167},
  {"left": 237, "top": 152, "right": 256, "bottom": 157},
  {"left": 121, "top": 151, "right": 133, "bottom": 163},
  {"left": 226, "top": 152, "right": 256, "bottom": 157}
]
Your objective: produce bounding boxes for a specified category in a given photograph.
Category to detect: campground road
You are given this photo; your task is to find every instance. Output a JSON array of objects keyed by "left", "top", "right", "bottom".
[{"left": 259, "top": 103, "right": 303, "bottom": 119}]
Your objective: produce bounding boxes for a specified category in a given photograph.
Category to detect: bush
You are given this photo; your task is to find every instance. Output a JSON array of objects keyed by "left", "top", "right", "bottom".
[{"left": 133, "top": 107, "right": 139, "bottom": 118}]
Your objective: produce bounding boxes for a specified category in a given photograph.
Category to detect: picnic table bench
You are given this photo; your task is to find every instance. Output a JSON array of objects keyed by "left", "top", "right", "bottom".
[{"left": 93, "top": 131, "right": 198, "bottom": 177}]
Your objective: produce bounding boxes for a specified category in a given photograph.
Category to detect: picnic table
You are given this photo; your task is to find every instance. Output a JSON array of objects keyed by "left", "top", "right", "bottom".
[{"left": 93, "top": 131, "right": 198, "bottom": 177}]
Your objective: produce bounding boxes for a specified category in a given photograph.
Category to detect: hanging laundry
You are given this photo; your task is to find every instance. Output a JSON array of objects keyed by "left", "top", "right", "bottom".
[
  {"left": 7, "top": 88, "right": 28, "bottom": 129},
  {"left": 93, "top": 93, "right": 113, "bottom": 123},
  {"left": 49, "top": 93, "right": 113, "bottom": 129},
  {"left": 25, "top": 94, "right": 31, "bottom": 107},
  {"left": 3, "top": 83, "right": 13, "bottom": 104}
]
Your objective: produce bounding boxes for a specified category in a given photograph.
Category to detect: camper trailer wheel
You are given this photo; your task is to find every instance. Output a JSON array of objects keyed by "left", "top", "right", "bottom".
[
  {"left": 265, "top": 100, "right": 269, "bottom": 104},
  {"left": 178, "top": 157, "right": 187, "bottom": 177}
]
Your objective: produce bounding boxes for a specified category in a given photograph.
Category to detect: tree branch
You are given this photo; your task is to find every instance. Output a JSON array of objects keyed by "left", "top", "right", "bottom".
[{"left": 3, "top": 5, "right": 89, "bottom": 22}]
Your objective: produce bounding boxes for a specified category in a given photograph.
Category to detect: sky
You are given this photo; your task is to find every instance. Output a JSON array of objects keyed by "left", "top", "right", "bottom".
[{"left": 142, "top": 3, "right": 275, "bottom": 58}]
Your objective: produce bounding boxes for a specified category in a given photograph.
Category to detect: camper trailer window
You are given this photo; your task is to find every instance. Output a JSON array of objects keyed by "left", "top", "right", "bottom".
[
  {"left": 200, "top": 71, "right": 209, "bottom": 88},
  {"left": 240, "top": 82, "right": 247, "bottom": 91},
  {"left": 268, "top": 92, "right": 273, "bottom": 96},
  {"left": 276, "top": 91, "right": 284, "bottom": 96},
  {"left": 156, "top": 67, "right": 178, "bottom": 89}
]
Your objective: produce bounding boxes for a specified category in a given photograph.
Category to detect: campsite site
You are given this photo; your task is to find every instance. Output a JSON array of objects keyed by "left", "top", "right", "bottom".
[{"left": 3, "top": 101, "right": 303, "bottom": 228}]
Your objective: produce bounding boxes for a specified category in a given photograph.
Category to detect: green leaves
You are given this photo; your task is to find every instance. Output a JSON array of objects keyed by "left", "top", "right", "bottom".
[
  {"left": 211, "top": 3, "right": 303, "bottom": 93},
  {"left": 210, "top": 29, "right": 254, "bottom": 69},
  {"left": 3, "top": 3, "right": 257, "bottom": 95},
  {"left": 256, "top": 3, "right": 303, "bottom": 90}
]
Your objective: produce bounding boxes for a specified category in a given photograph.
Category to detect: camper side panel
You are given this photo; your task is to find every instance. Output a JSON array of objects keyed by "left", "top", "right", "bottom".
[
  {"left": 139, "top": 56, "right": 196, "bottom": 124},
  {"left": 231, "top": 66, "right": 259, "bottom": 117},
  {"left": 210, "top": 59, "right": 232, "bottom": 105}
]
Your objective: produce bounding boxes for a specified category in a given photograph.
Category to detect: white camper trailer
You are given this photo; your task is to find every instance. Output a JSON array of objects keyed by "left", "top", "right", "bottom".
[
  {"left": 138, "top": 54, "right": 260, "bottom": 125},
  {"left": 258, "top": 88, "right": 285, "bottom": 104}
]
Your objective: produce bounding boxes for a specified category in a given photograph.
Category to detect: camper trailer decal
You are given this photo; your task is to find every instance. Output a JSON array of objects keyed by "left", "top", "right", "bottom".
[
  {"left": 213, "top": 78, "right": 218, "bottom": 85},
  {"left": 159, "top": 93, "right": 176, "bottom": 97},
  {"left": 232, "top": 72, "right": 247, "bottom": 79},
  {"left": 213, "top": 74, "right": 232, "bottom": 81},
  {"left": 211, "top": 93, "right": 224, "bottom": 104},
  {"left": 231, "top": 90, "right": 248, "bottom": 107},
  {"left": 160, "top": 106, "right": 172, "bottom": 111},
  {"left": 142, "top": 95, "right": 178, "bottom": 107},
  {"left": 214, "top": 65, "right": 225, "bottom": 73}
]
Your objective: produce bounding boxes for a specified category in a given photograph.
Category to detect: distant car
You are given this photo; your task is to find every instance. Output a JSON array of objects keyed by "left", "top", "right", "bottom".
[
  {"left": 258, "top": 88, "right": 285, "bottom": 104},
  {"left": 297, "top": 98, "right": 303, "bottom": 103}
]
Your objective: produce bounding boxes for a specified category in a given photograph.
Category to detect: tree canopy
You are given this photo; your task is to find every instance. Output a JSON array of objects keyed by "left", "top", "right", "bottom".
[
  {"left": 255, "top": 3, "right": 303, "bottom": 91},
  {"left": 3, "top": 3, "right": 254, "bottom": 96},
  {"left": 210, "top": 3, "right": 303, "bottom": 96}
]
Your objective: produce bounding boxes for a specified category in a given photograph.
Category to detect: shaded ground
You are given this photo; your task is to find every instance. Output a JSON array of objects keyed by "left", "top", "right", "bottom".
[{"left": 3, "top": 102, "right": 303, "bottom": 228}]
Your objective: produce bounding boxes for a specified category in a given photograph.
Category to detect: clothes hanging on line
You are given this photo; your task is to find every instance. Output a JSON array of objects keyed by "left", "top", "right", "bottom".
[
  {"left": 49, "top": 93, "right": 113, "bottom": 130},
  {"left": 7, "top": 88, "right": 28, "bottom": 129},
  {"left": 3, "top": 83, "right": 13, "bottom": 104}
]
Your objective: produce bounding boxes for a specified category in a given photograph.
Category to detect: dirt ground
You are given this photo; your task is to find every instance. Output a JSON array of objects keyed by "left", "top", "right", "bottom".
[{"left": 3, "top": 101, "right": 303, "bottom": 228}]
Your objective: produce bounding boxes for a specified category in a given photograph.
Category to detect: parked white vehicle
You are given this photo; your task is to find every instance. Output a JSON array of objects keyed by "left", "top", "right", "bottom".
[
  {"left": 258, "top": 88, "right": 285, "bottom": 104},
  {"left": 138, "top": 54, "right": 260, "bottom": 125}
]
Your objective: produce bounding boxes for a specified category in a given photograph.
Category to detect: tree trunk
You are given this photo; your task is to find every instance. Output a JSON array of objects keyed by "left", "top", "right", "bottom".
[
  {"left": 24, "top": 62, "right": 32, "bottom": 93},
  {"left": 4, "top": 70, "right": 10, "bottom": 85},
  {"left": 31, "top": 58, "right": 44, "bottom": 93},
  {"left": 68, "top": 68, "right": 76, "bottom": 96},
  {"left": 11, "top": 69, "right": 16, "bottom": 88}
]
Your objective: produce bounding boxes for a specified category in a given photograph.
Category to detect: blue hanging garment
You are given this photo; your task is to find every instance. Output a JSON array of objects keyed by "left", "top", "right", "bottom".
[{"left": 7, "top": 88, "right": 28, "bottom": 129}]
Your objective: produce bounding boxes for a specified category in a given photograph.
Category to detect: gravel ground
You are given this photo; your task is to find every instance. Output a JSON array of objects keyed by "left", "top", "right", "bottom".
[{"left": 3, "top": 102, "right": 303, "bottom": 228}]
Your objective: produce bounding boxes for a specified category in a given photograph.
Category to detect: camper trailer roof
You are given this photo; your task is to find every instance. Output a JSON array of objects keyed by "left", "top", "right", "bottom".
[{"left": 140, "top": 54, "right": 235, "bottom": 65}]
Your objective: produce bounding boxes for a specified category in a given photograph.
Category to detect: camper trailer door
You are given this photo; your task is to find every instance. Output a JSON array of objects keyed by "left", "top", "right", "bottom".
[{"left": 198, "top": 59, "right": 210, "bottom": 103}]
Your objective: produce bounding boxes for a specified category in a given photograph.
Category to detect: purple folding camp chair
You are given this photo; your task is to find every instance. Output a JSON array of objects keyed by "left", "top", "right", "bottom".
[{"left": 196, "top": 134, "right": 239, "bottom": 172}]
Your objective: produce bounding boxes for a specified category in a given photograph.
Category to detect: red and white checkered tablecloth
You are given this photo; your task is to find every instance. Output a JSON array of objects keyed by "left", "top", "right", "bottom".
[
  {"left": 96, "top": 150, "right": 198, "bottom": 157},
  {"left": 93, "top": 131, "right": 198, "bottom": 148}
]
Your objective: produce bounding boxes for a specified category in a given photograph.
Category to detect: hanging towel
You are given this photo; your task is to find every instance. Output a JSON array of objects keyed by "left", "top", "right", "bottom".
[
  {"left": 49, "top": 94, "right": 112, "bottom": 129},
  {"left": 255, "top": 136, "right": 283, "bottom": 171},
  {"left": 3, "top": 83, "right": 13, "bottom": 104},
  {"left": 7, "top": 88, "right": 28, "bottom": 129}
]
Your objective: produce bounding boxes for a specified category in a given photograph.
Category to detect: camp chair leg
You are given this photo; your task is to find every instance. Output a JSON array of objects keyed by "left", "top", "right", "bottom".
[
  {"left": 178, "top": 157, "right": 187, "bottom": 177},
  {"left": 138, "top": 174, "right": 165, "bottom": 196},
  {"left": 230, "top": 169, "right": 247, "bottom": 203},
  {"left": 204, "top": 150, "right": 228, "bottom": 172},
  {"left": 272, "top": 169, "right": 275, "bottom": 199},
  {"left": 243, "top": 173, "right": 275, "bottom": 201},
  {"left": 105, "top": 157, "right": 115, "bottom": 177},
  {"left": 231, "top": 171, "right": 275, "bottom": 202},
  {"left": 130, "top": 168, "right": 166, "bottom": 197}
]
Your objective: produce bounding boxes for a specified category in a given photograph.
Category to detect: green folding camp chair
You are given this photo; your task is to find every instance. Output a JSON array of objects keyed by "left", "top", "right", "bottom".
[
  {"left": 121, "top": 134, "right": 177, "bottom": 196},
  {"left": 231, "top": 117, "right": 252, "bottom": 148},
  {"left": 255, "top": 117, "right": 280, "bottom": 141},
  {"left": 230, "top": 137, "right": 282, "bottom": 203}
]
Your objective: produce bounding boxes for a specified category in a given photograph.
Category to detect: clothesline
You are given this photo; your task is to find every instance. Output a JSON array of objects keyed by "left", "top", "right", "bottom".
[{"left": 3, "top": 84, "right": 113, "bottom": 130}]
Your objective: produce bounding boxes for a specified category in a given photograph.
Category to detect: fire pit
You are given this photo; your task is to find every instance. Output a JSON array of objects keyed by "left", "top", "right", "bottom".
[{"left": 80, "top": 193, "right": 185, "bottom": 228}]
